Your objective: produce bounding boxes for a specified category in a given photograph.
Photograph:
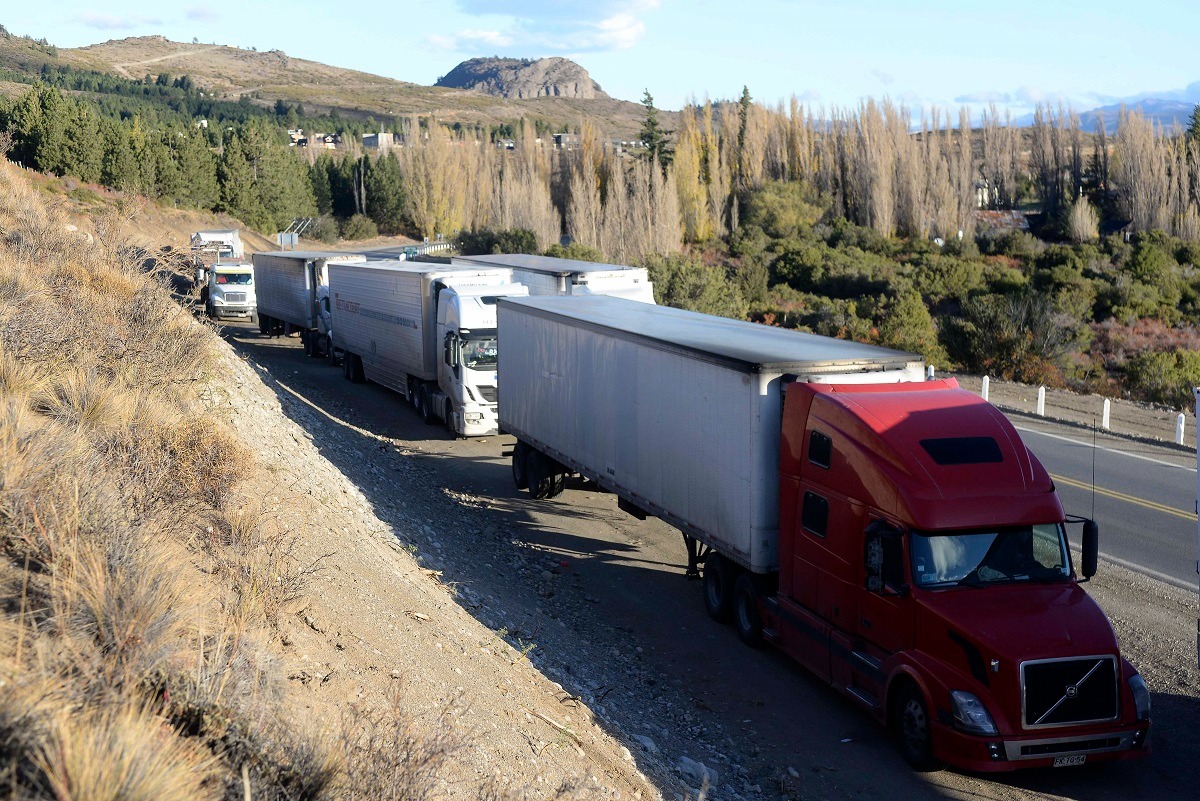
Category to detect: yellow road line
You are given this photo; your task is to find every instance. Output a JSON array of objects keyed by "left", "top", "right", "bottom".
[{"left": 1050, "top": 473, "right": 1197, "bottom": 521}]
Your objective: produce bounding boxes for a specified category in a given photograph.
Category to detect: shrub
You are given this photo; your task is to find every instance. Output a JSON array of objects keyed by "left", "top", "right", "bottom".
[
  {"left": 341, "top": 214, "right": 378, "bottom": 240},
  {"left": 1124, "top": 350, "right": 1200, "bottom": 408},
  {"left": 643, "top": 253, "right": 747, "bottom": 319},
  {"left": 1066, "top": 198, "right": 1099, "bottom": 243},
  {"left": 543, "top": 242, "right": 604, "bottom": 262},
  {"left": 456, "top": 228, "right": 538, "bottom": 255},
  {"left": 310, "top": 214, "right": 339, "bottom": 244}
]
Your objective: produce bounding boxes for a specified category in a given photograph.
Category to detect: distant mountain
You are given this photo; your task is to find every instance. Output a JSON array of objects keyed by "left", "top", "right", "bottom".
[
  {"left": 1014, "top": 98, "right": 1197, "bottom": 133},
  {"left": 436, "top": 57, "right": 607, "bottom": 100},
  {"left": 0, "top": 34, "right": 659, "bottom": 138},
  {"left": 1078, "top": 99, "right": 1195, "bottom": 134}
]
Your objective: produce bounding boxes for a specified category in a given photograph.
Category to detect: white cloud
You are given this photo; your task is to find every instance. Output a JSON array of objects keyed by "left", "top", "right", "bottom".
[
  {"left": 871, "top": 69, "right": 894, "bottom": 86},
  {"left": 954, "top": 90, "right": 1013, "bottom": 104},
  {"left": 186, "top": 6, "right": 220, "bottom": 23},
  {"left": 442, "top": 0, "right": 659, "bottom": 53},
  {"left": 78, "top": 12, "right": 162, "bottom": 31}
]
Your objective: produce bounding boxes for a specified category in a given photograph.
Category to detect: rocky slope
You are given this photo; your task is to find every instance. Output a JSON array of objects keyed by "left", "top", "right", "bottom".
[{"left": 436, "top": 57, "right": 608, "bottom": 100}]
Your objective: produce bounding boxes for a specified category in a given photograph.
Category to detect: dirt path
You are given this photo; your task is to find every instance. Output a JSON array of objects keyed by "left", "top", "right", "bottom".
[{"left": 112, "top": 45, "right": 223, "bottom": 78}]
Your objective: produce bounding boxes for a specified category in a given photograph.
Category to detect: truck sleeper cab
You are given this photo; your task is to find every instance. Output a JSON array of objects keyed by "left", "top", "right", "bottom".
[{"left": 764, "top": 380, "right": 1150, "bottom": 771}]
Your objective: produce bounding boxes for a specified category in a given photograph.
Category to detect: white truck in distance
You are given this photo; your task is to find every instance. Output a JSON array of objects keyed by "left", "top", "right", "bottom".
[
  {"left": 190, "top": 229, "right": 244, "bottom": 287},
  {"left": 203, "top": 261, "right": 257, "bottom": 323},
  {"left": 327, "top": 261, "right": 528, "bottom": 437},
  {"left": 451, "top": 253, "right": 655, "bottom": 303},
  {"left": 251, "top": 251, "right": 367, "bottom": 358}
]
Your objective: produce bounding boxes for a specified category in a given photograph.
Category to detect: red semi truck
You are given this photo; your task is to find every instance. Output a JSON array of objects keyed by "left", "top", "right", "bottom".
[{"left": 497, "top": 296, "right": 1151, "bottom": 773}]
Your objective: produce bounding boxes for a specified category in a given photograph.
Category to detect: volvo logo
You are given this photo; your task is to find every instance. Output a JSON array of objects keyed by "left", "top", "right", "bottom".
[{"left": 1065, "top": 685, "right": 1078, "bottom": 698}]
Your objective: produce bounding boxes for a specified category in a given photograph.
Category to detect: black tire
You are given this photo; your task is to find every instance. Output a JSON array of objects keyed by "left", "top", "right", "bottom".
[
  {"left": 526, "top": 450, "right": 564, "bottom": 499},
  {"left": 703, "top": 553, "right": 735, "bottom": 623},
  {"left": 301, "top": 331, "right": 313, "bottom": 356},
  {"left": 733, "top": 573, "right": 764, "bottom": 647},
  {"left": 418, "top": 385, "right": 436, "bottom": 424},
  {"left": 349, "top": 354, "right": 365, "bottom": 384},
  {"left": 893, "top": 683, "right": 945, "bottom": 772},
  {"left": 258, "top": 314, "right": 269, "bottom": 335},
  {"left": 511, "top": 442, "right": 529, "bottom": 490},
  {"left": 342, "top": 351, "right": 354, "bottom": 381}
]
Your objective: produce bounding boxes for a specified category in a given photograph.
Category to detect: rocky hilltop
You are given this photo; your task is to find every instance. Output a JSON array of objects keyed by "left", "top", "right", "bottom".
[{"left": 436, "top": 56, "right": 607, "bottom": 100}]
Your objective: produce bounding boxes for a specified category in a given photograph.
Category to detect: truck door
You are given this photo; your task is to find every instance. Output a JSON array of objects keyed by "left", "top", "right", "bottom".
[{"left": 857, "top": 518, "right": 915, "bottom": 656}]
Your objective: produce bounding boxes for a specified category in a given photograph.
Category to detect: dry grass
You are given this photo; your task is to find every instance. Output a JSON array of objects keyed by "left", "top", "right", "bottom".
[{"left": 0, "top": 157, "right": 340, "bottom": 800}]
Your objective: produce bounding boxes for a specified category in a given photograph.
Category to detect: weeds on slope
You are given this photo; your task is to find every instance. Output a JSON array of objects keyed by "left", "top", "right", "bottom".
[{"left": 0, "top": 160, "right": 336, "bottom": 801}]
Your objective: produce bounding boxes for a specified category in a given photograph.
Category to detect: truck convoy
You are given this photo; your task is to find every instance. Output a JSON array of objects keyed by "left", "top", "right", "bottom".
[
  {"left": 497, "top": 295, "right": 1151, "bottom": 773},
  {"left": 251, "top": 251, "right": 367, "bottom": 357},
  {"left": 327, "top": 261, "right": 528, "bottom": 437},
  {"left": 451, "top": 253, "right": 655, "bottom": 303}
]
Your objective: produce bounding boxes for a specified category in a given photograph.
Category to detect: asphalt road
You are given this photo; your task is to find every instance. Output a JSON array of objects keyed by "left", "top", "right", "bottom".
[
  {"left": 219, "top": 319, "right": 1196, "bottom": 801},
  {"left": 1012, "top": 420, "right": 1199, "bottom": 591}
]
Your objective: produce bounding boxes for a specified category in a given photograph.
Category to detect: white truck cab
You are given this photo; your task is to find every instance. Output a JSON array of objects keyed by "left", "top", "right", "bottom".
[
  {"left": 205, "top": 262, "right": 257, "bottom": 323},
  {"left": 436, "top": 283, "right": 528, "bottom": 437}
]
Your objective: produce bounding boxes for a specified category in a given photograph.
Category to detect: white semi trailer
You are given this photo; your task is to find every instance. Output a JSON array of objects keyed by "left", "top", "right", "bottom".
[
  {"left": 328, "top": 261, "right": 528, "bottom": 437},
  {"left": 252, "top": 251, "right": 366, "bottom": 358},
  {"left": 496, "top": 295, "right": 923, "bottom": 567},
  {"left": 452, "top": 254, "right": 655, "bottom": 303}
]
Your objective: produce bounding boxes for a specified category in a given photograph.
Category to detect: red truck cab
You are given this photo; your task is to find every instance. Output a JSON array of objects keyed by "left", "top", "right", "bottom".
[{"left": 765, "top": 379, "right": 1150, "bottom": 771}]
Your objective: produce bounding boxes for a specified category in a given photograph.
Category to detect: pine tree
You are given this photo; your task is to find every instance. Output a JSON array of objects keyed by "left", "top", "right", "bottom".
[
  {"left": 365, "top": 151, "right": 406, "bottom": 234},
  {"left": 638, "top": 90, "right": 670, "bottom": 173}
]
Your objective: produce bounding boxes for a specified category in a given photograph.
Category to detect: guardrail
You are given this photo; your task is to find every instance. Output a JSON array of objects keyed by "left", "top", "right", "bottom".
[{"left": 947, "top": 374, "right": 1193, "bottom": 449}]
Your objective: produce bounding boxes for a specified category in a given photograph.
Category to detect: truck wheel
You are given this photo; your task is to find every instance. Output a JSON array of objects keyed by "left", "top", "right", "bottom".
[
  {"left": 418, "top": 386, "right": 436, "bottom": 424},
  {"left": 301, "top": 331, "right": 312, "bottom": 356},
  {"left": 511, "top": 442, "right": 529, "bottom": 490},
  {"left": 893, "top": 684, "right": 945, "bottom": 772},
  {"left": 526, "top": 450, "right": 563, "bottom": 500},
  {"left": 733, "top": 574, "right": 763, "bottom": 647},
  {"left": 349, "top": 354, "right": 365, "bottom": 384},
  {"left": 703, "top": 553, "right": 735, "bottom": 623},
  {"left": 342, "top": 352, "right": 354, "bottom": 381},
  {"left": 258, "top": 314, "right": 269, "bottom": 335}
]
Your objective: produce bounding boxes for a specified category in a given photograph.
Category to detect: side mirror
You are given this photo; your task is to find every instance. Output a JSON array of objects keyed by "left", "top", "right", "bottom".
[{"left": 1080, "top": 520, "right": 1099, "bottom": 580}]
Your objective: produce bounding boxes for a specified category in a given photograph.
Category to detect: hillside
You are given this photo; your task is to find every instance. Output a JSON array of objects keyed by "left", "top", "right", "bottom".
[
  {"left": 437, "top": 56, "right": 608, "bottom": 100},
  {"left": 36, "top": 35, "right": 660, "bottom": 138}
]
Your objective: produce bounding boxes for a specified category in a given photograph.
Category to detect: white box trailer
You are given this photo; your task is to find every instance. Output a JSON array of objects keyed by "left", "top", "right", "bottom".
[
  {"left": 497, "top": 296, "right": 923, "bottom": 572},
  {"left": 328, "top": 261, "right": 527, "bottom": 436},
  {"left": 452, "top": 254, "right": 654, "bottom": 303},
  {"left": 252, "top": 251, "right": 366, "bottom": 353}
]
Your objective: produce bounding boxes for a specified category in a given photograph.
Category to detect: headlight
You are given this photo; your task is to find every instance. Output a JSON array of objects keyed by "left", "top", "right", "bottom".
[
  {"left": 212, "top": 295, "right": 224, "bottom": 304},
  {"left": 950, "top": 690, "right": 998, "bottom": 736},
  {"left": 1128, "top": 674, "right": 1151, "bottom": 721}
]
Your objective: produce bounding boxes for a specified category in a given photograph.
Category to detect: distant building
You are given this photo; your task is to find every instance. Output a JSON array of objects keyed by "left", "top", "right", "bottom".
[
  {"left": 363, "top": 132, "right": 394, "bottom": 152},
  {"left": 974, "top": 210, "right": 1031, "bottom": 233},
  {"left": 553, "top": 133, "right": 580, "bottom": 150}
]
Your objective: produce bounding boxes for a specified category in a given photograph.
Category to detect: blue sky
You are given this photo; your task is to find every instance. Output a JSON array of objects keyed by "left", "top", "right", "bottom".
[{"left": 5, "top": 1, "right": 1197, "bottom": 114}]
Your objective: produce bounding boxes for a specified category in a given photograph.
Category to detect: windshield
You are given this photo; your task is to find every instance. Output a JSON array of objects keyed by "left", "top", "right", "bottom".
[
  {"left": 463, "top": 336, "right": 498, "bottom": 369},
  {"left": 910, "top": 524, "right": 1070, "bottom": 587},
  {"left": 216, "top": 272, "right": 253, "bottom": 285}
]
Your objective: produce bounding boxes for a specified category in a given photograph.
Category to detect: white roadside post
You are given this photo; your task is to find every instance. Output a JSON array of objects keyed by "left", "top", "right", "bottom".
[
  {"left": 1194, "top": 387, "right": 1199, "bottom": 670},
  {"left": 1102, "top": 398, "right": 1111, "bottom": 430},
  {"left": 1037, "top": 386, "right": 1046, "bottom": 416},
  {"left": 1177, "top": 413, "right": 1186, "bottom": 446},
  {"left": 981, "top": 375, "right": 990, "bottom": 401}
]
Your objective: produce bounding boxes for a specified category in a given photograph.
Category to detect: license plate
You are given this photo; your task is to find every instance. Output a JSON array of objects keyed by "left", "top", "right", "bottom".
[{"left": 1052, "top": 755, "right": 1086, "bottom": 767}]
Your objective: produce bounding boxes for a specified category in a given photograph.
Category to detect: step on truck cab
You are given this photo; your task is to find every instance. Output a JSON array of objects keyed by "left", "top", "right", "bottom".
[
  {"left": 328, "top": 260, "right": 528, "bottom": 437},
  {"left": 452, "top": 253, "right": 655, "bottom": 303},
  {"left": 497, "top": 295, "right": 1150, "bottom": 773}
]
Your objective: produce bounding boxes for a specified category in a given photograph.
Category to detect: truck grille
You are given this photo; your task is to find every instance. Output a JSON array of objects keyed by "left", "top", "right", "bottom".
[
  {"left": 223, "top": 292, "right": 248, "bottom": 303},
  {"left": 1021, "top": 656, "right": 1118, "bottom": 729},
  {"left": 476, "top": 385, "right": 498, "bottom": 403}
]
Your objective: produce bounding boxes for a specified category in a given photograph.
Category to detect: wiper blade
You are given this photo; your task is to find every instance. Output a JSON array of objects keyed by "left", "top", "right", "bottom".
[{"left": 956, "top": 570, "right": 985, "bottom": 588}]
